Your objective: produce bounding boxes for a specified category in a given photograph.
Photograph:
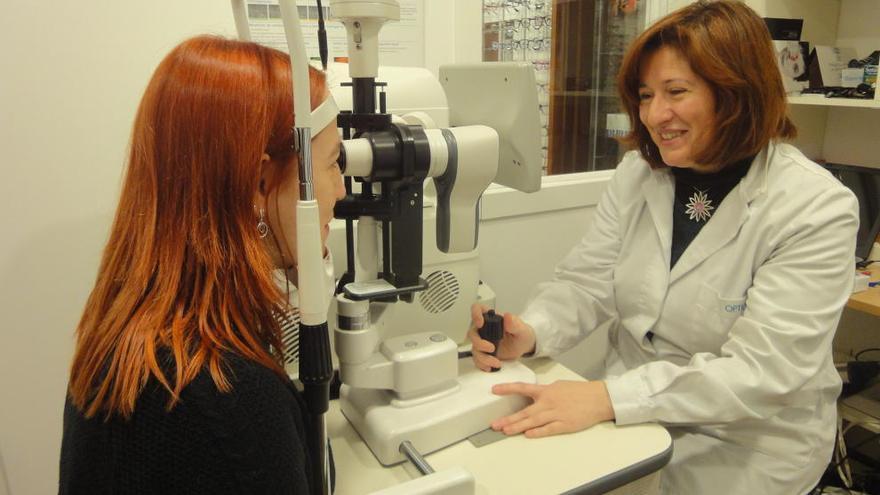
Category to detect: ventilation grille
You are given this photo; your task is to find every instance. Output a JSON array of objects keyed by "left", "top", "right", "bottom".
[
  {"left": 277, "top": 308, "right": 301, "bottom": 366},
  {"left": 419, "top": 270, "right": 461, "bottom": 314}
]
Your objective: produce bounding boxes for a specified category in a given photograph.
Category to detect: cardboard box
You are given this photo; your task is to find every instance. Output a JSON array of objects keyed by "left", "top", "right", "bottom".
[
  {"left": 865, "top": 65, "right": 878, "bottom": 86},
  {"left": 842, "top": 68, "right": 865, "bottom": 88},
  {"left": 809, "top": 46, "right": 858, "bottom": 88}
]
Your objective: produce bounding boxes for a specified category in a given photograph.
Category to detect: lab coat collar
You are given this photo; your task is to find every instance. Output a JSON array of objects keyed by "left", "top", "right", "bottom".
[
  {"left": 644, "top": 143, "right": 772, "bottom": 284},
  {"left": 642, "top": 167, "right": 674, "bottom": 269},
  {"left": 737, "top": 141, "right": 772, "bottom": 203}
]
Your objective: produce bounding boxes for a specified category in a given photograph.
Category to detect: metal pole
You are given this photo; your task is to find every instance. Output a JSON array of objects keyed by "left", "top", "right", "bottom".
[
  {"left": 279, "top": 2, "right": 333, "bottom": 494},
  {"left": 399, "top": 441, "right": 435, "bottom": 476}
]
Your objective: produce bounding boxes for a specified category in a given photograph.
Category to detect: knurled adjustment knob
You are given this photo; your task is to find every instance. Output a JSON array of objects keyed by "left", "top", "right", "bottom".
[{"left": 478, "top": 310, "right": 504, "bottom": 372}]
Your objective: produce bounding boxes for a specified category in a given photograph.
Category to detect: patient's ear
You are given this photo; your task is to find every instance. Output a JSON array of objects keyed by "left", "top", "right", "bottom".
[{"left": 254, "top": 153, "right": 272, "bottom": 204}]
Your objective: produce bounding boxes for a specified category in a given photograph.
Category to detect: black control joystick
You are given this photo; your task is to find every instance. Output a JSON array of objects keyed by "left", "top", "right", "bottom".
[{"left": 478, "top": 310, "right": 504, "bottom": 372}]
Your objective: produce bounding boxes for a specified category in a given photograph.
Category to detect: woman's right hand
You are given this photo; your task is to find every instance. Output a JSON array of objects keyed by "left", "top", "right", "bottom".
[{"left": 468, "top": 304, "right": 537, "bottom": 372}]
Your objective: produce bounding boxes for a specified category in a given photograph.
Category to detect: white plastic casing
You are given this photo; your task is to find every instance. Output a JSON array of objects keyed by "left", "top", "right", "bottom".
[
  {"left": 368, "top": 467, "right": 475, "bottom": 495},
  {"left": 340, "top": 360, "right": 535, "bottom": 466},
  {"left": 379, "top": 332, "right": 458, "bottom": 400},
  {"left": 335, "top": 295, "right": 458, "bottom": 399},
  {"left": 434, "top": 125, "right": 499, "bottom": 253},
  {"left": 329, "top": 0, "right": 400, "bottom": 78},
  {"left": 296, "top": 200, "right": 330, "bottom": 324},
  {"left": 341, "top": 138, "right": 374, "bottom": 177}
]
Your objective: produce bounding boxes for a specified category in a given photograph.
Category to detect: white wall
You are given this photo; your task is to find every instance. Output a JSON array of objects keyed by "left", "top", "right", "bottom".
[
  {"left": 424, "top": 0, "right": 483, "bottom": 76},
  {"left": 0, "top": 3, "right": 242, "bottom": 494},
  {"left": 0, "top": 2, "right": 610, "bottom": 494},
  {"left": 479, "top": 174, "right": 612, "bottom": 379}
]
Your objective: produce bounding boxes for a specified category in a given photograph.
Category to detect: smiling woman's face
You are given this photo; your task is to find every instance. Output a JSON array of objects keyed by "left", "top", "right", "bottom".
[{"left": 638, "top": 46, "right": 717, "bottom": 170}]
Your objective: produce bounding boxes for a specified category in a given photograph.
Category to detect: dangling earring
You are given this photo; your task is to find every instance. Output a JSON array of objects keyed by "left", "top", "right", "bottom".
[{"left": 257, "top": 208, "right": 269, "bottom": 238}]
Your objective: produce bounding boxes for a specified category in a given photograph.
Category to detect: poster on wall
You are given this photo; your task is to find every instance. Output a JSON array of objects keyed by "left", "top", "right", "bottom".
[
  {"left": 773, "top": 41, "right": 810, "bottom": 95},
  {"left": 244, "top": 0, "right": 424, "bottom": 67}
]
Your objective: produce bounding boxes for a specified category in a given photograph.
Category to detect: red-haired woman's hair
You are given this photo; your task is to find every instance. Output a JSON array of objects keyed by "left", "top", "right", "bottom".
[
  {"left": 617, "top": 0, "right": 796, "bottom": 169},
  {"left": 68, "top": 35, "right": 327, "bottom": 419}
]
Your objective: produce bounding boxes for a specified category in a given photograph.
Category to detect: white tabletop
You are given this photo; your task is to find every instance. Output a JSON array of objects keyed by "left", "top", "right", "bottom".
[{"left": 328, "top": 358, "right": 672, "bottom": 494}]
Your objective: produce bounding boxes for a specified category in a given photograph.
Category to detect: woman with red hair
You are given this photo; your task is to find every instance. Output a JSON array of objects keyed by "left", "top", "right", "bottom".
[{"left": 59, "top": 35, "right": 344, "bottom": 494}]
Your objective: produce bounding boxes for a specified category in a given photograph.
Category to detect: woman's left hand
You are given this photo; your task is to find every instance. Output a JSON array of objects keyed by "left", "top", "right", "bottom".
[{"left": 490, "top": 380, "right": 615, "bottom": 438}]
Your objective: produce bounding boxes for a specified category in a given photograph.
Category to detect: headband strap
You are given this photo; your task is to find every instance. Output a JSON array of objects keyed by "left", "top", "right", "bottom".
[{"left": 310, "top": 94, "right": 339, "bottom": 133}]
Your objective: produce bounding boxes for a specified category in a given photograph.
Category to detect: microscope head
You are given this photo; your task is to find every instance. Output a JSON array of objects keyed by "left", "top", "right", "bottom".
[{"left": 337, "top": 124, "right": 499, "bottom": 254}]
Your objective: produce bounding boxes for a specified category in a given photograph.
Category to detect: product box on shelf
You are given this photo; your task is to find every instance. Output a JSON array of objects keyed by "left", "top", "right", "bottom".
[
  {"left": 865, "top": 65, "right": 878, "bottom": 86},
  {"left": 809, "top": 46, "right": 858, "bottom": 89}
]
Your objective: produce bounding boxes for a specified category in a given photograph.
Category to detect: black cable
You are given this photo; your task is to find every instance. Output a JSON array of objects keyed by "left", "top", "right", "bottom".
[
  {"left": 315, "top": 0, "right": 329, "bottom": 71},
  {"left": 828, "top": 428, "right": 880, "bottom": 476},
  {"left": 814, "top": 459, "right": 880, "bottom": 494},
  {"left": 856, "top": 259, "right": 878, "bottom": 270},
  {"left": 856, "top": 348, "right": 880, "bottom": 361}
]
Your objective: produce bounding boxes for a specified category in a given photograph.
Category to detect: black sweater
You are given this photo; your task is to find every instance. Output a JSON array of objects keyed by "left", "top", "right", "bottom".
[
  {"left": 60, "top": 353, "right": 327, "bottom": 494},
  {"left": 670, "top": 156, "right": 753, "bottom": 268}
]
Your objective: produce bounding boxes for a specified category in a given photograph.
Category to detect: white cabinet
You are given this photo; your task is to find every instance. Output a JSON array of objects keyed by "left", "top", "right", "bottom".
[{"left": 747, "top": 0, "right": 879, "bottom": 167}]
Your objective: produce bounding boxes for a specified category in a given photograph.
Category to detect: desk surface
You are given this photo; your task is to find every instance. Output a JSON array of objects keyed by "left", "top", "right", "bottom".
[
  {"left": 328, "top": 358, "right": 672, "bottom": 495},
  {"left": 849, "top": 263, "right": 880, "bottom": 317}
]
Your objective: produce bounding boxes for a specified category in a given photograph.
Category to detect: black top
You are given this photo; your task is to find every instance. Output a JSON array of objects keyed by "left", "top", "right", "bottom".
[
  {"left": 60, "top": 352, "right": 330, "bottom": 494},
  {"left": 670, "top": 156, "right": 753, "bottom": 268}
]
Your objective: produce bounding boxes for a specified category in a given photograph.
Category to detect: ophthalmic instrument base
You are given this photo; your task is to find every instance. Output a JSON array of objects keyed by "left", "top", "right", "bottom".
[{"left": 340, "top": 359, "right": 536, "bottom": 466}]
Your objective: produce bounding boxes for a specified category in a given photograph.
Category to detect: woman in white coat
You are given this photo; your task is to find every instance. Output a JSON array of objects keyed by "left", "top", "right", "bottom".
[{"left": 469, "top": 1, "right": 859, "bottom": 493}]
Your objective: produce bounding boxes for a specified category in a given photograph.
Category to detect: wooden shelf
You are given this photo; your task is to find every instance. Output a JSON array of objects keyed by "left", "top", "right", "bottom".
[
  {"left": 787, "top": 94, "right": 880, "bottom": 109},
  {"left": 848, "top": 263, "right": 880, "bottom": 317}
]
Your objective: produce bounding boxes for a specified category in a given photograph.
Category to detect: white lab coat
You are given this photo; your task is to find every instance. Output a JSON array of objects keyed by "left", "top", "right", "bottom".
[{"left": 521, "top": 142, "right": 859, "bottom": 495}]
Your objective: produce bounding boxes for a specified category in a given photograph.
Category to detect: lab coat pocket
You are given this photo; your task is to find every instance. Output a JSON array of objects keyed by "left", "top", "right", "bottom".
[{"left": 693, "top": 283, "right": 747, "bottom": 349}]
